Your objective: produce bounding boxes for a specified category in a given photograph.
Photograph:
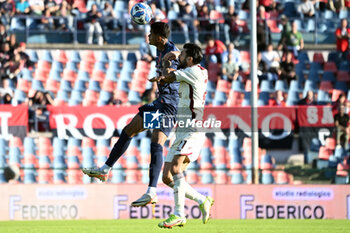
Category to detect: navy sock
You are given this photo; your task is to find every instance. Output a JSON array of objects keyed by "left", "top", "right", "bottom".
[
  {"left": 105, "top": 130, "right": 132, "bottom": 167},
  {"left": 149, "top": 142, "right": 163, "bottom": 188}
]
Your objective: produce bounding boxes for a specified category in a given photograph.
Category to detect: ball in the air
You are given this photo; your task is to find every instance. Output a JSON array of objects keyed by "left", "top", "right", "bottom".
[{"left": 130, "top": 2, "right": 153, "bottom": 25}]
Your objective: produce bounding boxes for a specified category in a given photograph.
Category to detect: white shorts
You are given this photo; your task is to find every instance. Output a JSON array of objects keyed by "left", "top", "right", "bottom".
[{"left": 165, "top": 131, "right": 205, "bottom": 163}]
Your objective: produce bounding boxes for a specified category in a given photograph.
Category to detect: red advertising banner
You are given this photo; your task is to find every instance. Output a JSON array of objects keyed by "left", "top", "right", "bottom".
[
  {"left": 0, "top": 184, "right": 349, "bottom": 220},
  {"left": 0, "top": 105, "right": 28, "bottom": 139}
]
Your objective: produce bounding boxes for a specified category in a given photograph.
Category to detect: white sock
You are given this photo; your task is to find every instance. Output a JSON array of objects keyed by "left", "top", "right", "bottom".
[
  {"left": 183, "top": 182, "right": 205, "bottom": 204},
  {"left": 146, "top": 186, "right": 157, "bottom": 197},
  {"left": 100, "top": 164, "right": 111, "bottom": 174},
  {"left": 168, "top": 181, "right": 205, "bottom": 204},
  {"left": 173, "top": 174, "right": 186, "bottom": 218}
]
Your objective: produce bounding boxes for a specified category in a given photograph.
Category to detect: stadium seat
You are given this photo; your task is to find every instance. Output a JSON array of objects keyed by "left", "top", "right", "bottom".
[
  {"left": 275, "top": 171, "right": 289, "bottom": 184},
  {"left": 260, "top": 80, "right": 274, "bottom": 92},
  {"left": 66, "top": 61, "right": 79, "bottom": 72},
  {"left": 37, "top": 169, "right": 51, "bottom": 184},
  {"left": 261, "top": 170, "right": 274, "bottom": 184},
  {"left": 275, "top": 80, "right": 288, "bottom": 92},
  {"left": 96, "top": 51, "right": 109, "bottom": 63},
  {"left": 63, "top": 69, "right": 77, "bottom": 82},
  {"left": 55, "top": 50, "right": 68, "bottom": 64},
  {"left": 69, "top": 51, "right": 81, "bottom": 62},
  {"left": 77, "top": 70, "right": 90, "bottom": 81},
  {"left": 53, "top": 170, "right": 66, "bottom": 184},
  {"left": 128, "top": 90, "right": 141, "bottom": 105},
  {"left": 82, "top": 137, "right": 95, "bottom": 149},
  {"left": 213, "top": 91, "right": 227, "bottom": 106},
  {"left": 317, "top": 90, "right": 331, "bottom": 104},
  {"left": 231, "top": 80, "right": 245, "bottom": 92},
  {"left": 313, "top": 52, "right": 325, "bottom": 64},
  {"left": 60, "top": 80, "right": 73, "bottom": 92},
  {"left": 111, "top": 50, "right": 123, "bottom": 62},
  {"left": 325, "top": 137, "right": 336, "bottom": 150},
  {"left": 186, "top": 170, "right": 199, "bottom": 184},
  {"left": 336, "top": 71, "right": 350, "bottom": 82},
  {"left": 289, "top": 80, "right": 303, "bottom": 92},
  {"left": 111, "top": 168, "right": 125, "bottom": 184},
  {"left": 215, "top": 170, "right": 228, "bottom": 184},
  {"left": 319, "top": 81, "right": 333, "bottom": 92},
  {"left": 126, "top": 52, "right": 137, "bottom": 63},
  {"left": 334, "top": 81, "right": 348, "bottom": 92},
  {"left": 46, "top": 79, "right": 60, "bottom": 93},
  {"left": 17, "top": 79, "right": 31, "bottom": 93},
  {"left": 67, "top": 169, "right": 82, "bottom": 184},
  {"left": 231, "top": 169, "right": 244, "bottom": 184},
  {"left": 200, "top": 170, "right": 214, "bottom": 184}
]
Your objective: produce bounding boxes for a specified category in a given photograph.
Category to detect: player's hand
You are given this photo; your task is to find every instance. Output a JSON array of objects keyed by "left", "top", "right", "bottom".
[
  {"left": 163, "top": 51, "right": 179, "bottom": 61},
  {"left": 149, "top": 76, "right": 164, "bottom": 82}
]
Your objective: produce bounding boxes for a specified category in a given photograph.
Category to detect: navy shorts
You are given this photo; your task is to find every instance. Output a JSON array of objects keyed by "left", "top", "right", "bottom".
[{"left": 137, "top": 100, "right": 177, "bottom": 137}]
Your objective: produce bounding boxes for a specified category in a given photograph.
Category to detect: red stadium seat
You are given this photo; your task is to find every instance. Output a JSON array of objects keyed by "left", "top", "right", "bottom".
[
  {"left": 136, "top": 60, "right": 151, "bottom": 71},
  {"left": 63, "top": 69, "right": 77, "bottom": 81},
  {"left": 323, "top": 62, "right": 337, "bottom": 73},
  {"left": 96, "top": 146, "right": 110, "bottom": 157},
  {"left": 275, "top": 171, "right": 290, "bottom": 184},
  {"left": 17, "top": 79, "right": 31, "bottom": 93},
  {"left": 313, "top": 52, "right": 325, "bottom": 64},
  {"left": 318, "top": 146, "right": 333, "bottom": 160},
  {"left": 102, "top": 79, "right": 115, "bottom": 92},
  {"left": 240, "top": 51, "right": 251, "bottom": 64},
  {"left": 266, "top": 20, "right": 281, "bottom": 33},
  {"left": 186, "top": 170, "right": 199, "bottom": 184},
  {"left": 53, "top": 98, "right": 67, "bottom": 106},
  {"left": 227, "top": 90, "right": 243, "bottom": 107},
  {"left": 55, "top": 50, "right": 68, "bottom": 64},
  {"left": 125, "top": 170, "right": 140, "bottom": 184},
  {"left": 331, "top": 89, "right": 344, "bottom": 102},
  {"left": 92, "top": 69, "right": 106, "bottom": 82},
  {"left": 336, "top": 71, "right": 350, "bottom": 82},
  {"left": 46, "top": 79, "right": 60, "bottom": 93},
  {"left": 9, "top": 137, "right": 23, "bottom": 152},
  {"left": 34, "top": 69, "right": 50, "bottom": 81},
  {"left": 67, "top": 169, "right": 82, "bottom": 184},
  {"left": 37, "top": 60, "right": 51, "bottom": 71},
  {"left": 325, "top": 137, "right": 336, "bottom": 150},
  {"left": 319, "top": 81, "right": 333, "bottom": 91},
  {"left": 216, "top": 79, "right": 231, "bottom": 93},
  {"left": 336, "top": 161, "right": 349, "bottom": 177},
  {"left": 208, "top": 62, "right": 221, "bottom": 82},
  {"left": 82, "top": 137, "right": 95, "bottom": 148},
  {"left": 215, "top": 170, "right": 228, "bottom": 184},
  {"left": 38, "top": 169, "right": 51, "bottom": 184},
  {"left": 82, "top": 50, "right": 96, "bottom": 63},
  {"left": 79, "top": 61, "right": 94, "bottom": 74},
  {"left": 115, "top": 90, "right": 128, "bottom": 103}
]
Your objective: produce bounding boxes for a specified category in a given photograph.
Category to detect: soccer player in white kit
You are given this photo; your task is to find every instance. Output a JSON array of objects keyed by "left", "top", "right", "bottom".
[{"left": 150, "top": 43, "right": 214, "bottom": 228}]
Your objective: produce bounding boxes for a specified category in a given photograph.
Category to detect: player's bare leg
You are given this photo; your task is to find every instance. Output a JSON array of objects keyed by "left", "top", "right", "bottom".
[
  {"left": 131, "top": 129, "right": 167, "bottom": 206},
  {"left": 82, "top": 115, "right": 145, "bottom": 181}
]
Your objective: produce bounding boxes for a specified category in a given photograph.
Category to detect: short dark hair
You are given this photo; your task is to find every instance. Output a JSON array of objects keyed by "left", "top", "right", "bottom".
[
  {"left": 183, "top": 43, "right": 203, "bottom": 65},
  {"left": 150, "top": 22, "right": 170, "bottom": 39}
]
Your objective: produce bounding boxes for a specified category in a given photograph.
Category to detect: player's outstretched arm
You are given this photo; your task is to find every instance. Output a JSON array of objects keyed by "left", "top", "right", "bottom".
[{"left": 163, "top": 51, "right": 181, "bottom": 61}]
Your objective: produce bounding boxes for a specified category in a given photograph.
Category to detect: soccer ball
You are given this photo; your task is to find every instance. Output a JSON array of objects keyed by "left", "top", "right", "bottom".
[{"left": 130, "top": 2, "right": 153, "bottom": 25}]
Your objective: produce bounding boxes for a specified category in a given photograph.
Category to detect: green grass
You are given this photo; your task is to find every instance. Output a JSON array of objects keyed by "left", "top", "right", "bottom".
[{"left": 0, "top": 219, "right": 350, "bottom": 233}]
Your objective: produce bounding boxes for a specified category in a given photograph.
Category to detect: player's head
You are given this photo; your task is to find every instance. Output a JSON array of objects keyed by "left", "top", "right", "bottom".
[
  {"left": 148, "top": 22, "right": 170, "bottom": 46},
  {"left": 178, "top": 43, "right": 203, "bottom": 69}
]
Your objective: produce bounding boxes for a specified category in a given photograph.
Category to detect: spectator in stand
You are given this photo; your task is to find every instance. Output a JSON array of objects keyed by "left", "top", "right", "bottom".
[
  {"left": 55, "top": 0, "right": 72, "bottom": 31},
  {"left": 0, "top": 22, "right": 7, "bottom": 44},
  {"left": 333, "top": 93, "right": 347, "bottom": 113},
  {"left": 0, "top": 0, "right": 15, "bottom": 26},
  {"left": 257, "top": 51, "right": 268, "bottom": 81},
  {"left": 275, "top": 90, "right": 287, "bottom": 106},
  {"left": 197, "top": 4, "right": 213, "bottom": 31},
  {"left": 15, "top": 42, "right": 34, "bottom": 68},
  {"left": 8, "top": 34, "right": 18, "bottom": 54},
  {"left": 224, "top": 10, "right": 241, "bottom": 45},
  {"left": 277, "top": 15, "right": 291, "bottom": 54},
  {"left": 298, "top": 90, "right": 317, "bottom": 105},
  {"left": 29, "top": 0, "right": 45, "bottom": 29},
  {"left": 139, "top": 34, "right": 156, "bottom": 63},
  {"left": 257, "top": 6, "right": 271, "bottom": 51},
  {"left": 176, "top": 3, "right": 199, "bottom": 44},
  {"left": 86, "top": 4, "right": 103, "bottom": 45},
  {"left": 280, "top": 51, "right": 296, "bottom": 85},
  {"left": 40, "top": 8, "right": 54, "bottom": 30},
  {"left": 328, "top": 0, "right": 346, "bottom": 13},
  {"left": 205, "top": 35, "right": 226, "bottom": 65},
  {"left": 262, "top": 43, "right": 280, "bottom": 73},
  {"left": 335, "top": 18, "right": 350, "bottom": 59},
  {"left": 28, "top": 90, "right": 54, "bottom": 132},
  {"left": 222, "top": 53, "right": 239, "bottom": 82},
  {"left": 150, "top": 2, "right": 166, "bottom": 22},
  {"left": 334, "top": 104, "right": 349, "bottom": 148},
  {"left": 0, "top": 89, "right": 13, "bottom": 104},
  {"left": 141, "top": 88, "right": 157, "bottom": 105},
  {"left": 285, "top": 21, "right": 304, "bottom": 58},
  {"left": 101, "top": 1, "right": 117, "bottom": 42},
  {"left": 226, "top": 42, "right": 241, "bottom": 68},
  {"left": 15, "top": 0, "right": 30, "bottom": 28},
  {"left": 297, "top": 0, "right": 315, "bottom": 18}
]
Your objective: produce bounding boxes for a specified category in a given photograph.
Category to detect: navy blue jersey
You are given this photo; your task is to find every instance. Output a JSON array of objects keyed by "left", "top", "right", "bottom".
[{"left": 155, "top": 41, "right": 180, "bottom": 105}]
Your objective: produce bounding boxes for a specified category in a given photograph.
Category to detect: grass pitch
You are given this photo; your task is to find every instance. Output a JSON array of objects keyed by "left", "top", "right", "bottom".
[{"left": 0, "top": 219, "right": 349, "bottom": 233}]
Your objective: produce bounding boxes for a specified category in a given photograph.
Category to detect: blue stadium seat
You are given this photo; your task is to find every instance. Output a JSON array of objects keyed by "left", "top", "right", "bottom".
[
  {"left": 24, "top": 169, "right": 36, "bottom": 184},
  {"left": 327, "top": 51, "right": 341, "bottom": 63},
  {"left": 67, "top": 155, "right": 80, "bottom": 168},
  {"left": 298, "top": 51, "right": 310, "bottom": 64},
  {"left": 140, "top": 137, "right": 151, "bottom": 155},
  {"left": 286, "top": 90, "right": 300, "bottom": 106},
  {"left": 49, "top": 70, "right": 62, "bottom": 81},
  {"left": 317, "top": 90, "right": 331, "bottom": 105},
  {"left": 99, "top": 90, "right": 112, "bottom": 102},
  {"left": 31, "top": 80, "right": 44, "bottom": 91},
  {"left": 96, "top": 139, "right": 109, "bottom": 148},
  {"left": 258, "top": 91, "right": 270, "bottom": 105},
  {"left": 213, "top": 91, "right": 227, "bottom": 106},
  {"left": 67, "top": 138, "right": 81, "bottom": 148},
  {"left": 339, "top": 61, "right": 350, "bottom": 72},
  {"left": 66, "top": 61, "right": 78, "bottom": 72},
  {"left": 121, "top": 61, "right": 136, "bottom": 72},
  {"left": 42, "top": 50, "right": 53, "bottom": 62},
  {"left": 200, "top": 171, "right": 214, "bottom": 184},
  {"left": 111, "top": 169, "right": 125, "bottom": 183},
  {"left": 0, "top": 169, "right": 6, "bottom": 183},
  {"left": 289, "top": 80, "right": 303, "bottom": 92},
  {"left": 60, "top": 80, "right": 73, "bottom": 92},
  {"left": 9, "top": 147, "right": 21, "bottom": 165},
  {"left": 53, "top": 155, "right": 67, "bottom": 169},
  {"left": 200, "top": 148, "right": 212, "bottom": 164},
  {"left": 231, "top": 170, "right": 244, "bottom": 184},
  {"left": 339, "top": 9, "right": 348, "bottom": 19},
  {"left": 74, "top": 80, "right": 87, "bottom": 92},
  {"left": 88, "top": 80, "right": 101, "bottom": 91},
  {"left": 260, "top": 80, "right": 274, "bottom": 92},
  {"left": 82, "top": 148, "right": 95, "bottom": 168},
  {"left": 213, "top": 137, "right": 227, "bottom": 148},
  {"left": 275, "top": 80, "right": 288, "bottom": 92},
  {"left": 119, "top": 69, "right": 133, "bottom": 82},
  {"left": 334, "top": 146, "right": 346, "bottom": 161},
  {"left": 232, "top": 80, "right": 245, "bottom": 92},
  {"left": 106, "top": 70, "right": 118, "bottom": 82},
  {"left": 24, "top": 137, "right": 36, "bottom": 155},
  {"left": 53, "top": 170, "right": 66, "bottom": 183},
  {"left": 70, "top": 90, "right": 83, "bottom": 102},
  {"left": 56, "top": 90, "right": 70, "bottom": 102},
  {"left": 322, "top": 71, "right": 336, "bottom": 82},
  {"left": 69, "top": 51, "right": 81, "bottom": 62},
  {"left": 14, "top": 89, "right": 27, "bottom": 103},
  {"left": 108, "top": 61, "right": 122, "bottom": 73},
  {"left": 77, "top": 70, "right": 90, "bottom": 81},
  {"left": 94, "top": 61, "right": 106, "bottom": 72},
  {"left": 303, "top": 80, "right": 318, "bottom": 93},
  {"left": 126, "top": 52, "right": 137, "bottom": 63},
  {"left": 21, "top": 68, "right": 34, "bottom": 80},
  {"left": 128, "top": 90, "right": 141, "bottom": 105},
  {"left": 28, "top": 50, "right": 39, "bottom": 62},
  {"left": 241, "top": 92, "right": 250, "bottom": 106},
  {"left": 110, "top": 50, "right": 123, "bottom": 62},
  {"left": 97, "top": 51, "right": 109, "bottom": 63},
  {"left": 261, "top": 171, "right": 274, "bottom": 184},
  {"left": 117, "top": 80, "right": 129, "bottom": 92},
  {"left": 334, "top": 81, "right": 348, "bottom": 92}
]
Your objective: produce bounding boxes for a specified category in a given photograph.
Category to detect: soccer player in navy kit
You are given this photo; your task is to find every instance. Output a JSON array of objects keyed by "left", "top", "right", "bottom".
[{"left": 82, "top": 22, "right": 180, "bottom": 206}]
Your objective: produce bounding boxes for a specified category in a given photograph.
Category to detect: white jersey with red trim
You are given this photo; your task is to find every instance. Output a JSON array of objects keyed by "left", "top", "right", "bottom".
[{"left": 173, "top": 65, "right": 208, "bottom": 128}]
